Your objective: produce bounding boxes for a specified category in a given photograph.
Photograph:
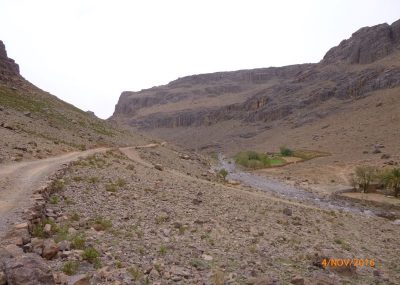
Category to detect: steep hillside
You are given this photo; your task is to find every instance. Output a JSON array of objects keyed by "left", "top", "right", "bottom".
[
  {"left": 0, "top": 40, "right": 144, "bottom": 163},
  {"left": 111, "top": 19, "right": 400, "bottom": 185}
]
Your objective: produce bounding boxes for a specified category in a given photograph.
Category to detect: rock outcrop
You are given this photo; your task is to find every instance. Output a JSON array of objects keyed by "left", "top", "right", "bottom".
[
  {"left": 322, "top": 19, "right": 400, "bottom": 64},
  {"left": 112, "top": 19, "right": 400, "bottom": 130},
  {"left": 0, "top": 40, "right": 20, "bottom": 83}
]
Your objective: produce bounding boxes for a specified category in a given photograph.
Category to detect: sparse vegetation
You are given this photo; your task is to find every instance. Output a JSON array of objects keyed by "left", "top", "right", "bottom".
[
  {"left": 88, "top": 176, "right": 100, "bottom": 183},
  {"left": 32, "top": 223, "right": 45, "bottom": 238},
  {"left": 49, "top": 195, "right": 59, "bottom": 204},
  {"left": 53, "top": 179, "right": 65, "bottom": 191},
  {"left": 128, "top": 265, "right": 143, "bottom": 280},
  {"left": 353, "top": 166, "right": 377, "bottom": 193},
  {"left": 71, "top": 234, "right": 86, "bottom": 249},
  {"left": 218, "top": 168, "right": 228, "bottom": 180},
  {"left": 159, "top": 245, "right": 168, "bottom": 255},
  {"left": 91, "top": 216, "right": 112, "bottom": 231},
  {"left": 381, "top": 168, "right": 400, "bottom": 197},
  {"left": 70, "top": 212, "right": 80, "bottom": 221},
  {"left": 62, "top": 261, "right": 79, "bottom": 276},
  {"left": 280, "top": 146, "right": 293, "bottom": 156},
  {"left": 105, "top": 183, "right": 117, "bottom": 192},
  {"left": 235, "top": 151, "right": 285, "bottom": 169},
  {"left": 82, "top": 247, "right": 100, "bottom": 264}
]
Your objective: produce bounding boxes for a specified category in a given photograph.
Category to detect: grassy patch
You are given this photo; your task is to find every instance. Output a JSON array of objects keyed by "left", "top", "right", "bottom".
[
  {"left": 292, "top": 149, "right": 329, "bottom": 160},
  {"left": 82, "top": 247, "right": 100, "bottom": 267},
  {"left": 234, "top": 151, "right": 285, "bottom": 169},
  {"left": 71, "top": 234, "right": 86, "bottom": 249},
  {"left": 62, "top": 261, "right": 79, "bottom": 276},
  {"left": 0, "top": 87, "right": 48, "bottom": 112},
  {"left": 49, "top": 195, "right": 59, "bottom": 204},
  {"left": 91, "top": 216, "right": 112, "bottom": 231}
]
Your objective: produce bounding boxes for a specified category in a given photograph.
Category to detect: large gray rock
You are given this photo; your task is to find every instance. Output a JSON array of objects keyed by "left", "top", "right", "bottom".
[{"left": 3, "top": 254, "right": 55, "bottom": 285}]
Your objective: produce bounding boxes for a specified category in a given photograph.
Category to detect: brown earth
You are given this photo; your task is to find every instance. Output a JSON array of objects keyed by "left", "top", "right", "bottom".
[{"left": 6, "top": 145, "right": 397, "bottom": 285}]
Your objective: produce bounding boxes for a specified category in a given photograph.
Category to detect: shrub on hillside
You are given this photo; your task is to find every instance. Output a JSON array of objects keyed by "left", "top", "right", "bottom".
[
  {"left": 353, "top": 166, "right": 377, "bottom": 193},
  {"left": 381, "top": 168, "right": 400, "bottom": 197},
  {"left": 280, "top": 146, "right": 293, "bottom": 157},
  {"left": 218, "top": 169, "right": 228, "bottom": 180}
]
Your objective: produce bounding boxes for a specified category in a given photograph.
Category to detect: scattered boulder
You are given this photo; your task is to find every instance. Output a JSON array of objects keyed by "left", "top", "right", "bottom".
[
  {"left": 201, "top": 254, "right": 213, "bottom": 261},
  {"left": 381, "top": 154, "right": 390, "bottom": 159},
  {"left": 179, "top": 154, "right": 190, "bottom": 160},
  {"left": 3, "top": 254, "right": 55, "bottom": 285},
  {"left": 154, "top": 164, "right": 163, "bottom": 171},
  {"left": 14, "top": 222, "right": 29, "bottom": 230},
  {"left": 44, "top": 224, "right": 52, "bottom": 235},
  {"left": 42, "top": 239, "right": 59, "bottom": 260},
  {"left": 1, "top": 123, "right": 15, "bottom": 130},
  {"left": 31, "top": 238, "right": 44, "bottom": 255},
  {"left": 3, "top": 244, "right": 23, "bottom": 257},
  {"left": 58, "top": 240, "right": 71, "bottom": 252},
  {"left": 290, "top": 275, "right": 305, "bottom": 285},
  {"left": 67, "top": 274, "right": 90, "bottom": 285}
]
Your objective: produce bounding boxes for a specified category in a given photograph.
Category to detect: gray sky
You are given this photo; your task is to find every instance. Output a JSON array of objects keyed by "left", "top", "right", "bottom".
[{"left": 0, "top": 0, "right": 399, "bottom": 119}]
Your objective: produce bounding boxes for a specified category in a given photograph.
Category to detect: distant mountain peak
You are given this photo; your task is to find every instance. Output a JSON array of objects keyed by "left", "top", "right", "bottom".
[{"left": 322, "top": 19, "right": 400, "bottom": 64}]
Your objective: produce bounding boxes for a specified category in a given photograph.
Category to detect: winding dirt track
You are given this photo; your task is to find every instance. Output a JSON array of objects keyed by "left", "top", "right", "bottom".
[{"left": 0, "top": 148, "right": 108, "bottom": 237}]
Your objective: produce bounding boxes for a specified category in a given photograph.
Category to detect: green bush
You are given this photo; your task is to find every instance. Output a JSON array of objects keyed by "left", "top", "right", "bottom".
[
  {"left": 82, "top": 247, "right": 99, "bottom": 263},
  {"left": 234, "top": 151, "right": 273, "bottom": 169},
  {"left": 280, "top": 146, "right": 293, "bottom": 157},
  {"left": 218, "top": 169, "right": 228, "bottom": 180},
  {"left": 71, "top": 234, "right": 86, "bottom": 249},
  {"left": 62, "top": 261, "right": 79, "bottom": 276},
  {"left": 382, "top": 168, "right": 400, "bottom": 197},
  {"left": 354, "top": 166, "right": 377, "bottom": 193}
]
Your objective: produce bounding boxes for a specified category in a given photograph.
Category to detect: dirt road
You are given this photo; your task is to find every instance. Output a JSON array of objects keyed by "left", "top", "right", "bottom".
[{"left": 0, "top": 148, "right": 108, "bottom": 237}]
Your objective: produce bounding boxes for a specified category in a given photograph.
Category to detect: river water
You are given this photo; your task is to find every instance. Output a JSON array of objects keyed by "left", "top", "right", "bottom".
[{"left": 218, "top": 154, "right": 378, "bottom": 216}]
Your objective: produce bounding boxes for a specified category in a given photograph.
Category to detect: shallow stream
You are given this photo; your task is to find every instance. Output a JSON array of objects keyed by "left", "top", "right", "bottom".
[{"left": 218, "top": 154, "right": 379, "bottom": 217}]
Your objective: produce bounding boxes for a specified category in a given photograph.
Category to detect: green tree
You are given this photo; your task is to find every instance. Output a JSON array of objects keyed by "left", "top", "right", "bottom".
[
  {"left": 354, "top": 166, "right": 376, "bottom": 193},
  {"left": 218, "top": 169, "right": 228, "bottom": 180},
  {"left": 382, "top": 168, "right": 400, "bottom": 197}
]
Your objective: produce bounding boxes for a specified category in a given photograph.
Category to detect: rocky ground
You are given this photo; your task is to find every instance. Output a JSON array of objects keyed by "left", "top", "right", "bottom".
[{"left": 3, "top": 146, "right": 398, "bottom": 285}]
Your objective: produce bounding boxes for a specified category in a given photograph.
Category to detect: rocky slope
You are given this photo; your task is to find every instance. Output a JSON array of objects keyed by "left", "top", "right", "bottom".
[
  {"left": 2, "top": 146, "right": 398, "bottom": 285},
  {"left": 113, "top": 19, "right": 400, "bottom": 130},
  {"left": 111, "top": 19, "right": 400, "bottom": 186},
  {"left": 0, "top": 40, "right": 144, "bottom": 164}
]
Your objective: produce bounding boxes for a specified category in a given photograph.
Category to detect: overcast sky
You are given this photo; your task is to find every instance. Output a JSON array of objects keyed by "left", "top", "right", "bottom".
[{"left": 0, "top": 0, "right": 399, "bottom": 118}]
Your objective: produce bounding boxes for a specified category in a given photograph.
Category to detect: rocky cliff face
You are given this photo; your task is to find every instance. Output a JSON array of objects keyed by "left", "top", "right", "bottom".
[
  {"left": 322, "top": 19, "right": 400, "bottom": 64},
  {"left": 112, "top": 19, "right": 400, "bottom": 131},
  {"left": 0, "top": 40, "right": 21, "bottom": 83}
]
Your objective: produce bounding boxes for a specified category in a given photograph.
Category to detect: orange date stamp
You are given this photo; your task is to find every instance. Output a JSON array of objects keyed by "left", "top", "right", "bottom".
[{"left": 322, "top": 258, "right": 375, "bottom": 268}]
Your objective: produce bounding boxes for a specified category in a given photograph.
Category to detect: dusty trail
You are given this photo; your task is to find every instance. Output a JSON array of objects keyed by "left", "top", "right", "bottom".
[{"left": 0, "top": 147, "right": 108, "bottom": 237}]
